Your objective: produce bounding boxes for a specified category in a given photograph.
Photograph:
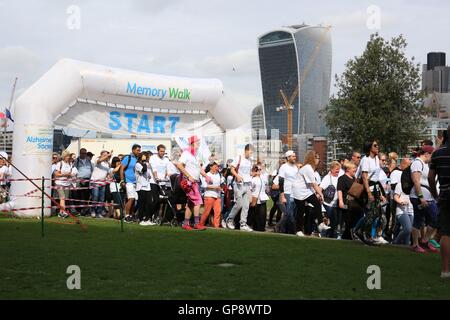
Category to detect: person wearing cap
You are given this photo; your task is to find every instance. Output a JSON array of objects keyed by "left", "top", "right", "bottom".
[
  {"left": 410, "top": 144, "right": 439, "bottom": 253},
  {"left": 276, "top": 150, "right": 299, "bottom": 235},
  {"left": 225, "top": 144, "right": 254, "bottom": 232},
  {"left": 198, "top": 162, "right": 224, "bottom": 228},
  {"left": 175, "top": 135, "right": 210, "bottom": 231},
  {"left": 90, "top": 150, "right": 113, "bottom": 218}
]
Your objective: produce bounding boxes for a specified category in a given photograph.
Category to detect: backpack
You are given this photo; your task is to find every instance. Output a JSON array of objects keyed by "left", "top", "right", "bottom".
[
  {"left": 401, "top": 159, "right": 423, "bottom": 195},
  {"left": 323, "top": 175, "right": 336, "bottom": 203}
]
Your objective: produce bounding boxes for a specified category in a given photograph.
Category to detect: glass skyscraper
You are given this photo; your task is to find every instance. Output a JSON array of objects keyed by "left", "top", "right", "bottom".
[{"left": 258, "top": 24, "right": 332, "bottom": 137}]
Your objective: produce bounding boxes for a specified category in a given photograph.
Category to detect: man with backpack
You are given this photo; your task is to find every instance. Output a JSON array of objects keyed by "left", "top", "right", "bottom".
[
  {"left": 406, "top": 145, "right": 439, "bottom": 253},
  {"left": 120, "top": 144, "right": 141, "bottom": 223},
  {"left": 428, "top": 127, "right": 450, "bottom": 278}
]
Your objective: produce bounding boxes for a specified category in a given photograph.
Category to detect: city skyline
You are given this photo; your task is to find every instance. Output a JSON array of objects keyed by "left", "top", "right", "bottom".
[{"left": 1, "top": 0, "right": 450, "bottom": 117}]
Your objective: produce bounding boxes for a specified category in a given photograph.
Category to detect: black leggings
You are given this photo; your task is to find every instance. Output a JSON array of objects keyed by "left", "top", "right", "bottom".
[
  {"left": 268, "top": 196, "right": 282, "bottom": 224},
  {"left": 137, "top": 190, "right": 153, "bottom": 221},
  {"left": 295, "top": 194, "right": 322, "bottom": 235},
  {"left": 249, "top": 202, "right": 267, "bottom": 232}
]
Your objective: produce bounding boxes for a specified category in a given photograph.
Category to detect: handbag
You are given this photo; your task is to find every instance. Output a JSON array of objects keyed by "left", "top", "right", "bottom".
[
  {"left": 347, "top": 178, "right": 364, "bottom": 199},
  {"left": 347, "top": 170, "right": 376, "bottom": 199}
]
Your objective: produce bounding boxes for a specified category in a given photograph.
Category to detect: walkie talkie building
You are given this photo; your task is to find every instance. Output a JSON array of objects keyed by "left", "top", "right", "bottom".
[{"left": 258, "top": 24, "right": 332, "bottom": 138}]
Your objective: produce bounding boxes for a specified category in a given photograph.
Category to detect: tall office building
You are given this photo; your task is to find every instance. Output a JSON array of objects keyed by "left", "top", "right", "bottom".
[
  {"left": 423, "top": 52, "right": 450, "bottom": 94},
  {"left": 258, "top": 24, "right": 332, "bottom": 138}
]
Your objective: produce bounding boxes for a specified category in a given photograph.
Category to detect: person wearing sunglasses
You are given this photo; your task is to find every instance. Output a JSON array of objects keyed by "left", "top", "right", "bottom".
[{"left": 354, "top": 141, "right": 388, "bottom": 245}]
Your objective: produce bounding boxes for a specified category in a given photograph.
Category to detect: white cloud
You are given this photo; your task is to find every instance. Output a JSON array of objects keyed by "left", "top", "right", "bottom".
[{"left": 0, "top": 46, "right": 40, "bottom": 77}]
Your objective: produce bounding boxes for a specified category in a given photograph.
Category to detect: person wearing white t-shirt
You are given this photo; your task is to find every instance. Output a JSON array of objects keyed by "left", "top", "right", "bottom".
[
  {"left": 175, "top": 135, "right": 211, "bottom": 231},
  {"left": 54, "top": 150, "right": 78, "bottom": 218},
  {"left": 410, "top": 145, "right": 438, "bottom": 253},
  {"left": 90, "top": 150, "right": 113, "bottom": 218},
  {"left": 293, "top": 151, "right": 324, "bottom": 236},
  {"left": 320, "top": 161, "right": 341, "bottom": 238},
  {"left": 393, "top": 183, "right": 414, "bottom": 246},
  {"left": 277, "top": 150, "right": 299, "bottom": 234},
  {"left": 225, "top": 144, "right": 254, "bottom": 232},
  {"left": 0, "top": 154, "right": 11, "bottom": 188},
  {"left": 199, "top": 162, "right": 224, "bottom": 228},
  {"left": 150, "top": 145, "right": 172, "bottom": 221},
  {"left": 354, "top": 141, "right": 388, "bottom": 244},
  {"left": 249, "top": 164, "right": 270, "bottom": 232},
  {"left": 135, "top": 152, "right": 157, "bottom": 226}
]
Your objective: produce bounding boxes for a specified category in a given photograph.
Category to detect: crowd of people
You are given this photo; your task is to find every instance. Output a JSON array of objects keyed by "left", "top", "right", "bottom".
[{"left": 26, "top": 131, "right": 450, "bottom": 278}]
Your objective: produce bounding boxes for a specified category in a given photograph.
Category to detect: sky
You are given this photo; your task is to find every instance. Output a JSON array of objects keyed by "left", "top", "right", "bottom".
[{"left": 1, "top": 0, "right": 449, "bottom": 116}]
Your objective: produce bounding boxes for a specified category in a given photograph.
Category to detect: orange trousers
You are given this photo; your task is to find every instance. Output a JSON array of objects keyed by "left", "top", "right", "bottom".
[{"left": 200, "top": 197, "right": 222, "bottom": 228}]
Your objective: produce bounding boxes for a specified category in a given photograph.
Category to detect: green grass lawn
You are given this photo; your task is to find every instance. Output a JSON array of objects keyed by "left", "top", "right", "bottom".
[{"left": 0, "top": 216, "right": 449, "bottom": 300}]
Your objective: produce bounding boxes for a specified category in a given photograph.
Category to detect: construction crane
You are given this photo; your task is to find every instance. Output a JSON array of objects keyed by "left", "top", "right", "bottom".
[{"left": 277, "top": 26, "right": 331, "bottom": 149}]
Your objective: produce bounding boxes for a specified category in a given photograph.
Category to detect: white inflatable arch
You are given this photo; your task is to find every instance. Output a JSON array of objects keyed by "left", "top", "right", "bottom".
[{"left": 11, "top": 59, "right": 244, "bottom": 217}]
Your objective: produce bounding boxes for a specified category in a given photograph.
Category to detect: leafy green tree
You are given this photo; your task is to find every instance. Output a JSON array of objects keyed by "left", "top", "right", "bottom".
[{"left": 324, "top": 33, "right": 428, "bottom": 155}]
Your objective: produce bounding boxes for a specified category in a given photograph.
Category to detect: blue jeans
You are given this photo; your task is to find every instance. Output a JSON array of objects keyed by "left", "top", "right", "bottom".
[
  {"left": 277, "top": 194, "right": 297, "bottom": 234},
  {"left": 91, "top": 185, "right": 106, "bottom": 215},
  {"left": 393, "top": 214, "right": 413, "bottom": 245},
  {"left": 324, "top": 204, "right": 339, "bottom": 238}
]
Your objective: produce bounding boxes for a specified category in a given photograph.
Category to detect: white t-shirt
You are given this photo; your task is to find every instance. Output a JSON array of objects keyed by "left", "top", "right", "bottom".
[
  {"left": 90, "top": 160, "right": 112, "bottom": 182},
  {"left": 278, "top": 163, "right": 298, "bottom": 195},
  {"left": 394, "top": 183, "right": 414, "bottom": 216},
  {"left": 167, "top": 161, "right": 179, "bottom": 176},
  {"left": 390, "top": 169, "right": 402, "bottom": 185},
  {"left": 135, "top": 162, "right": 152, "bottom": 191},
  {"left": 409, "top": 158, "right": 434, "bottom": 201},
  {"left": 293, "top": 164, "right": 316, "bottom": 201},
  {"left": 357, "top": 155, "right": 381, "bottom": 181},
  {"left": 231, "top": 155, "right": 252, "bottom": 183},
  {"left": 55, "top": 161, "right": 78, "bottom": 187},
  {"left": 51, "top": 163, "right": 58, "bottom": 176},
  {"left": 150, "top": 155, "right": 171, "bottom": 185},
  {"left": 204, "top": 172, "right": 224, "bottom": 198},
  {"left": 0, "top": 166, "right": 10, "bottom": 186},
  {"left": 314, "top": 171, "right": 322, "bottom": 184},
  {"left": 179, "top": 150, "right": 202, "bottom": 181},
  {"left": 251, "top": 176, "right": 270, "bottom": 204},
  {"left": 320, "top": 173, "right": 339, "bottom": 207},
  {"left": 338, "top": 168, "right": 345, "bottom": 177}
]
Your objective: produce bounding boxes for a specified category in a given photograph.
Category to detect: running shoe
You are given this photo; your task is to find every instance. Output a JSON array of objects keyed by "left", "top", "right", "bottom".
[
  {"left": 226, "top": 219, "right": 235, "bottom": 230},
  {"left": 194, "top": 224, "right": 207, "bottom": 231},
  {"left": 441, "top": 272, "right": 450, "bottom": 279},
  {"left": 429, "top": 239, "right": 441, "bottom": 249},
  {"left": 296, "top": 231, "right": 305, "bottom": 237},
  {"left": 373, "top": 237, "right": 389, "bottom": 245},
  {"left": 412, "top": 245, "right": 426, "bottom": 253},
  {"left": 240, "top": 224, "right": 253, "bottom": 232},
  {"left": 221, "top": 219, "right": 227, "bottom": 229},
  {"left": 426, "top": 242, "right": 438, "bottom": 253},
  {"left": 58, "top": 211, "right": 69, "bottom": 219},
  {"left": 182, "top": 224, "right": 193, "bottom": 231}
]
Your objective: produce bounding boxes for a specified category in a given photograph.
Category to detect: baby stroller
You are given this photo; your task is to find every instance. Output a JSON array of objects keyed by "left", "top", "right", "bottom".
[{"left": 152, "top": 179, "right": 180, "bottom": 227}]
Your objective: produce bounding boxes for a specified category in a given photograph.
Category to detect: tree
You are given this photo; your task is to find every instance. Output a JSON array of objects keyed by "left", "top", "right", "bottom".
[{"left": 324, "top": 33, "right": 428, "bottom": 155}]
